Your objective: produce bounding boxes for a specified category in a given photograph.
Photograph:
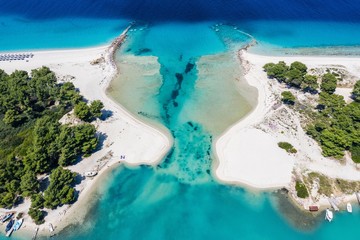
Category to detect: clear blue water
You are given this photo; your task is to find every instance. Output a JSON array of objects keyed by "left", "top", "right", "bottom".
[{"left": 2, "top": 1, "right": 360, "bottom": 240}]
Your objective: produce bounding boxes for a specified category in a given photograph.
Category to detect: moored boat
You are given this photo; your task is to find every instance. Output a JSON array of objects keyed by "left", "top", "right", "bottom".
[
  {"left": 6, "top": 228, "right": 14, "bottom": 237},
  {"left": 13, "top": 218, "right": 23, "bottom": 231},
  {"left": 1, "top": 213, "right": 13, "bottom": 223},
  {"left": 347, "top": 203, "right": 352, "bottom": 213},
  {"left": 325, "top": 209, "right": 333, "bottom": 222},
  {"left": 5, "top": 219, "right": 14, "bottom": 232}
]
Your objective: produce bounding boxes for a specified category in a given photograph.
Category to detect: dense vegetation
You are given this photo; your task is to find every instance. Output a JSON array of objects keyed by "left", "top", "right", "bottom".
[
  {"left": 264, "top": 61, "right": 360, "bottom": 162},
  {"left": 0, "top": 67, "right": 104, "bottom": 224},
  {"left": 263, "top": 61, "right": 318, "bottom": 92},
  {"left": 278, "top": 142, "right": 297, "bottom": 154},
  {"left": 295, "top": 180, "right": 309, "bottom": 198}
]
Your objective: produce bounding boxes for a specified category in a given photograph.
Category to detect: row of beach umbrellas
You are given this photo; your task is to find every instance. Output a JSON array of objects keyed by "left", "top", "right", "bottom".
[{"left": 0, "top": 53, "right": 34, "bottom": 61}]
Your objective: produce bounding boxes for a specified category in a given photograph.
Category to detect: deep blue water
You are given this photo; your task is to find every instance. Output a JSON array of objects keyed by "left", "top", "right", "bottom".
[
  {"left": 1, "top": 1, "right": 360, "bottom": 240},
  {"left": 1, "top": 0, "right": 360, "bottom": 50}
]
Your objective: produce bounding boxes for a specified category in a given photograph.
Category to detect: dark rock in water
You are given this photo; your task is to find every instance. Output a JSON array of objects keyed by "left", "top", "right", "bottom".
[
  {"left": 175, "top": 73, "right": 183, "bottom": 84},
  {"left": 179, "top": 54, "right": 183, "bottom": 61},
  {"left": 126, "top": 48, "right": 132, "bottom": 52},
  {"left": 185, "top": 62, "right": 195, "bottom": 74},
  {"left": 187, "top": 121, "right": 194, "bottom": 127},
  {"left": 136, "top": 48, "right": 152, "bottom": 55},
  {"left": 206, "top": 169, "right": 211, "bottom": 175},
  {"left": 280, "top": 187, "right": 289, "bottom": 194},
  {"left": 173, "top": 101, "right": 178, "bottom": 107},
  {"left": 171, "top": 89, "right": 179, "bottom": 100}
]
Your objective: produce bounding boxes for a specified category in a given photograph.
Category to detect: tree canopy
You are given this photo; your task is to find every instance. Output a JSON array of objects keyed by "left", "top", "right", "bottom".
[
  {"left": 0, "top": 67, "right": 103, "bottom": 223},
  {"left": 263, "top": 61, "right": 318, "bottom": 92},
  {"left": 320, "top": 73, "right": 337, "bottom": 94}
]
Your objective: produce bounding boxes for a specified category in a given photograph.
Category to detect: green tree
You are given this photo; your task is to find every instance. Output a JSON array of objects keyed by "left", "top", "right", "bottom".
[
  {"left": 263, "top": 61, "right": 289, "bottom": 82},
  {"left": 320, "top": 73, "right": 337, "bottom": 94},
  {"left": 0, "top": 192, "right": 16, "bottom": 208},
  {"left": 74, "top": 102, "right": 91, "bottom": 121},
  {"left": 20, "top": 171, "right": 40, "bottom": 196},
  {"left": 301, "top": 75, "right": 318, "bottom": 92},
  {"left": 28, "top": 208, "right": 45, "bottom": 225},
  {"left": 285, "top": 68, "right": 304, "bottom": 87},
  {"left": 352, "top": 80, "right": 360, "bottom": 102},
  {"left": 74, "top": 124, "right": 98, "bottom": 155},
  {"left": 89, "top": 100, "right": 104, "bottom": 119},
  {"left": 290, "top": 61, "right": 307, "bottom": 74},
  {"left": 24, "top": 116, "right": 60, "bottom": 173},
  {"left": 295, "top": 181, "right": 309, "bottom": 198},
  {"left": 30, "top": 193, "right": 44, "bottom": 209},
  {"left": 3, "top": 109, "right": 20, "bottom": 126},
  {"left": 281, "top": 91, "right": 296, "bottom": 105},
  {"left": 43, "top": 167, "right": 76, "bottom": 209}
]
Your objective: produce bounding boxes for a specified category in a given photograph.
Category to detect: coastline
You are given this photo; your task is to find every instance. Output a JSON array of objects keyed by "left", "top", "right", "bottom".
[
  {"left": 0, "top": 26, "right": 172, "bottom": 238},
  {"left": 215, "top": 48, "right": 360, "bottom": 208}
]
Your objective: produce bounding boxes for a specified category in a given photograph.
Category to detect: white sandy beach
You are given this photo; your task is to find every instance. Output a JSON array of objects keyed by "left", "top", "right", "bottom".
[
  {"left": 216, "top": 51, "right": 360, "bottom": 194},
  {"left": 0, "top": 37, "right": 172, "bottom": 236}
]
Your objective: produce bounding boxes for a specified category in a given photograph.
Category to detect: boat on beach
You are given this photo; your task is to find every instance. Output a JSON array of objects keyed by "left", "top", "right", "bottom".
[
  {"left": 84, "top": 171, "right": 98, "bottom": 177},
  {"left": 13, "top": 218, "right": 23, "bottom": 231},
  {"left": 1, "top": 213, "right": 13, "bottom": 223},
  {"left": 325, "top": 209, "right": 333, "bottom": 222},
  {"left": 347, "top": 203, "right": 352, "bottom": 213},
  {"left": 5, "top": 219, "right": 14, "bottom": 232},
  {"left": 49, "top": 223, "right": 54, "bottom": 232}
]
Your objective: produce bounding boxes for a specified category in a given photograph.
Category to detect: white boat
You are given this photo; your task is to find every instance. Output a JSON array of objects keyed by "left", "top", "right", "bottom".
[
  {"left": 13, "top": 218, "right": 23, "bottom": 231},
  {"left": 347, "top": 203, "right": 353, "bottom": 213},
  {"left": 325, "top": 209, "right": 333, "bottom": 222},
  {"left": 48, "top": 223, "right": 54, "bottom": 232},
  {"left": 84, "top": 171, "right": 97, "bottom": 177}
]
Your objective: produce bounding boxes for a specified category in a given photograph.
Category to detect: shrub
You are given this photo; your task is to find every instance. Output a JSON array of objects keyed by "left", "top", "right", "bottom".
[
  {"left": 281, "top": 91, "right": 296, "bottom": 105},
  {"left": 295, "top": 180, "right": 309, "bottom": 198},
  {"left": 28, "top": 208, "right": 45, "bottom": 225},
  {"left": 278, "top": 142, "right": 297, "bottom": 153}
]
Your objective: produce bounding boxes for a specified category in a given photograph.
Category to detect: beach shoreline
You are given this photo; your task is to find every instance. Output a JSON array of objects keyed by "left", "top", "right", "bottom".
[
  {"left": 0, "top": 26, "right": 172, "bottom": 238},
  {"left": 215, "top": 47, "right": 360, "bottom": 210}
]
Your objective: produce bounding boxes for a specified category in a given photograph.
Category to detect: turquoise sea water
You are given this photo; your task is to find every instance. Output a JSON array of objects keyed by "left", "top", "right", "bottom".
[{"left": 2, "top": 1, "right": 360, "bottom": 239}]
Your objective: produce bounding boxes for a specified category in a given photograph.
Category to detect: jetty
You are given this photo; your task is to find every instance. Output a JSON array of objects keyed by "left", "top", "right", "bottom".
[{"left": 328, "top": 196, "right": 339, "bottom": 211}]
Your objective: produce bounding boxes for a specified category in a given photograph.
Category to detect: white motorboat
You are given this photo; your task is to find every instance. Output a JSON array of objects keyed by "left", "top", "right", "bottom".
[
  {"left": 325, "top": 209, "right": 333, "bottom": 222},
  {"left": 84, "top": 171, "right": 97, "bottom": 177},
  {"left": 13, "top": 218, "right": 23, "bottom": 231},
  {"left": 347, "top": 203, "right": 352, "bottom": 213},
  {"left": 48, "top": 223, "right": 54, "bottom": 232}
]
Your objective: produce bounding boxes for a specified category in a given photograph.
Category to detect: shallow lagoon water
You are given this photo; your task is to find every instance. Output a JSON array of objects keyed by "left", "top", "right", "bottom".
[{"left": 57, "top": 23, "right": 360, "bottom": 240}]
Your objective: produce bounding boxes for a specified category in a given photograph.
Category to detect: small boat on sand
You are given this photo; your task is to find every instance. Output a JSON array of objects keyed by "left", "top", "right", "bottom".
[
  {"left": 347, "top": 203, "right": 352, "bottom": 213},
  {"left": 13, "top": 218, "right": 23, "bottom": 231},
  {"left": 325, "top": 209, "right": 333, "bottom": 222},
  {"left": 84, "top": 171, "right": 97, "bottom": 177},
  {"left": 49, "top": 223, "right": 54, "bottom": 232},
  {"left": 5, "top": 219, "right": 14, "bottom": 232},
  {"left": 1, "top": 213, "right": 13, "bottom": 223}
]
